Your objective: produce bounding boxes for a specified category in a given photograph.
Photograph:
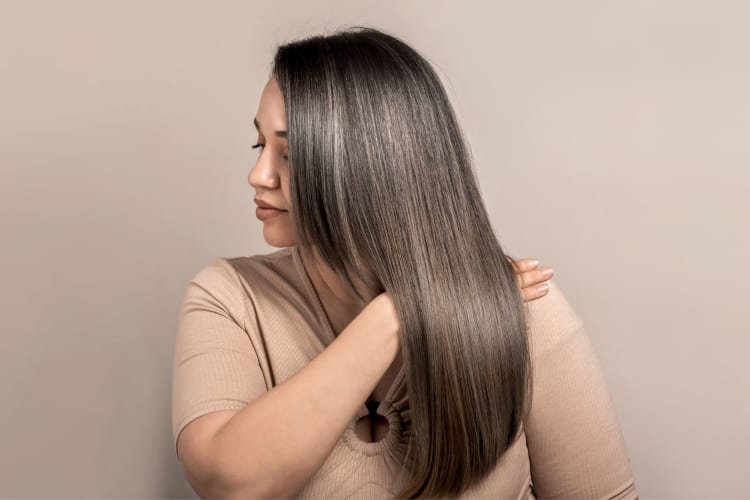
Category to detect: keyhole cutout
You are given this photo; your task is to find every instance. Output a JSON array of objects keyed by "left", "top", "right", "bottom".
[{"left": 354, "top": 403, "right": 390, "bottom": 443}]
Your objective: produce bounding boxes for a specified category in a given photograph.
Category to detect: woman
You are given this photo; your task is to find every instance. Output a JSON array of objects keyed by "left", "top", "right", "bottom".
[{"left": 171, "top": 26, "right": 637, "bottom": 499}]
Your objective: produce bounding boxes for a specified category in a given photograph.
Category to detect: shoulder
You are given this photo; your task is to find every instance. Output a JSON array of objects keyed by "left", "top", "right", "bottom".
[
  {"left": 187, "top": 248, "right": 294, "bottom": 295},
  {"left": 188, "top": 257, "right": 241, "bottom": 289},
  {"left": 521, "top": 281, "right": 636, "bottom": 497},
  {"left": 523, "top": 279, "right": 586, "bottom": 355},
  {"left": 180, "top": 248, "right": 294, "bottom": 318},
  {"left": 222, "top": 247, "right": 296, "bottom": 285},
  {"left": 182, "top": 258, "right": 244, "bottom": 311}
]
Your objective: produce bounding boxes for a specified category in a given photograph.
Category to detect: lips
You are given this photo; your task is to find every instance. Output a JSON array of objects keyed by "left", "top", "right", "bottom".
[{"left": 254, "top": 197, "right": 285, "bottom": 210}]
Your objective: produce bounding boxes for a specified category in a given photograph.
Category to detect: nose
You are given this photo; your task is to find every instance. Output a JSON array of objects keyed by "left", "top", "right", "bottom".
[{"left": 247, "top": 152, "right": 279, "bottom": 190}]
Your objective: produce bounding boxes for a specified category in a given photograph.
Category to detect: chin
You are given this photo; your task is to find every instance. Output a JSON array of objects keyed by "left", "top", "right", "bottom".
[{"left": 262, "top": 226, "right": 296, "bottom": 248}]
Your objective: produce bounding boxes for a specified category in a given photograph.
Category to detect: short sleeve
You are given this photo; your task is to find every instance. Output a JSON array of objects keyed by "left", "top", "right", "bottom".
[
  {"left": 171, "top": 258, "right": 268, "bottom": 458},
  {"left": 523, "top": 280, "right": 638, "bottom": 499}
]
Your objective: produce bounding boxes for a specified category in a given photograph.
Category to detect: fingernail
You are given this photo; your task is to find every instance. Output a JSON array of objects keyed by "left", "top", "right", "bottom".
[
  {"left": 541, "top": 267, "right": 554, "bottom": 277},
  {"left": 536, "top": 283, "right": 549, "bottom": 292},
  {"left": 529, "top": 259, "right": 539, "bottom": 268}
]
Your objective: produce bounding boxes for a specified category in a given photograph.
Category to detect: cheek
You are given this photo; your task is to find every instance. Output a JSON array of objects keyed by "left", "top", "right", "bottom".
[{"left": 282, "top": 176, "right": 292, "bottom": 205}]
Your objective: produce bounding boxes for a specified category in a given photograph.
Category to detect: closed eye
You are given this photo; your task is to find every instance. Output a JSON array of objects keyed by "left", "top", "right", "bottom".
[{"left": 252, "top": 143, "right": 288, "bottom": 161}]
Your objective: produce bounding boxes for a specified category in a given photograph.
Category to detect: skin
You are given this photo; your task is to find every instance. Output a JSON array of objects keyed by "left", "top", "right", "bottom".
[{"left": 248, "top": 75, "right": 554, "bottom": 336}]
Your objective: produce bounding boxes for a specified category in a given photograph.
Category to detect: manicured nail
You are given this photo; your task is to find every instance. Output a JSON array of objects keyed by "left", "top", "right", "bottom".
[
  {"left": 541, "top": 267, "right": 554, "bottom": 277},
  {"left": 536, "top": 283, "right": 549, "bottom": 292},
  {"left": 528, "top": 259, "right": 539, "bottom": 268}
]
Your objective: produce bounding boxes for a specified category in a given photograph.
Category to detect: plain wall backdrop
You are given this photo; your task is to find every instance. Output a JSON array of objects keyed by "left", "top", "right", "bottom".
[{"left": 1, "top": 0, "right": 748, "bottom": 498}]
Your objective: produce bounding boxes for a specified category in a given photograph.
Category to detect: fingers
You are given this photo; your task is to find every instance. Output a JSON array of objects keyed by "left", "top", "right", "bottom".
[
  {"left": 517, "top": 266, "right": 554, "bottom": 289},
  {"left": 510, "top": 257, "right": 554, "bottom": 303},
  {"left": 508, "top": 257, "right": 554, "bottom": 302},
  {"left": 512, "top": 258, "right": 540, "bottom": 272},
  {"left": 521, "top": 281, "right": 551, "bottom": 302}
]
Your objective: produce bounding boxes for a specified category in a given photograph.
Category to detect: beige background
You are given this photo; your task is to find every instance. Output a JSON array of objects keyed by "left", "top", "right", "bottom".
[{"left": 2, "top": 1, "right": 748, "bottom": 497}]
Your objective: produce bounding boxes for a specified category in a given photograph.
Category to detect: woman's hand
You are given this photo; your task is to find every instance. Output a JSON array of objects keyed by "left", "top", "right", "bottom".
[{"left": 510, "top": 258, "right": 554, "bottom": 302}]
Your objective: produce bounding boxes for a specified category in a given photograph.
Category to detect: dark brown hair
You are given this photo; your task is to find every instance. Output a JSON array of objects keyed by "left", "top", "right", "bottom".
[{"left": 272, "top": 25, "right": 532, "bottom": 498}]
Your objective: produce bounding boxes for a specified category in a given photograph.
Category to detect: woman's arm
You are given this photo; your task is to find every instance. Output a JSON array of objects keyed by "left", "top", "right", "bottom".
[
  {"left": 523, "top": 281, "right": 637, "bottom": 498},
  {"left": 207, "top": 293, "right": 401, "bottom": 499},
  {"left": 173, "top": 262, "right": 401, "bottom": 499}
]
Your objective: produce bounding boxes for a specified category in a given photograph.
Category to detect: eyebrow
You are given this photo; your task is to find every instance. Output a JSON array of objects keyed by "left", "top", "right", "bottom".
[{"left": 254, "top": 117, "right": 288, "bottom": 138}]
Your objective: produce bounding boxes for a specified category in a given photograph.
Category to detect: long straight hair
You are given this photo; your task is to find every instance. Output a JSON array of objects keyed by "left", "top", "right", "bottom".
[{"left": 272, "top": 26, "right": 532, "bottom": 499}]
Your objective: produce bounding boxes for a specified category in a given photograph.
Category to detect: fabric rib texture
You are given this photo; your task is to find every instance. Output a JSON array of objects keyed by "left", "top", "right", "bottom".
[{"left": 171, "top": 246, "right": 638, "bottom": 499}]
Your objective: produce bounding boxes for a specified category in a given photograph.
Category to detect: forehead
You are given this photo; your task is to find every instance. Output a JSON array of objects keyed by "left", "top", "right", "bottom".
[{"left": 255, "top": 76, "right": 286, "bottom": 132}]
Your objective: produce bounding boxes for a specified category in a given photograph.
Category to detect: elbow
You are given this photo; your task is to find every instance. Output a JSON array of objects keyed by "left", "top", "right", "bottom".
[
  {"left": 223, "top": 478, "right": 302, "bottom": 499},
  {"left": 200, "top": 436, "right": 302, "bottom": 498},
  {"left": 196, "top": 475, "right": 264, "bottom": 500},
  {"left": 178, "top": 452, "right": 268, "bottom": 499},
  {"left": 220, "top": 482, "right": 297, "bottom": 500},
  {"left": 208, "top": 469, "right": 290, "bottom": 500}
]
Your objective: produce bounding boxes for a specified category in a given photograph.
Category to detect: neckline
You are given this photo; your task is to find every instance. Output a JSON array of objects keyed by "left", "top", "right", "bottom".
[
  {"left": 289, "top": 245, "right": 337, "bottom": 347},
  {"left": 289, "top": 245, "right": 406, "bottom": 453}
]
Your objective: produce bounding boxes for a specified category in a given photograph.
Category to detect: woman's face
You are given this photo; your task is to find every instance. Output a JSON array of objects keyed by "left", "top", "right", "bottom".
[{"left": 248, "top": 75, "right": 295, "bottom": 247}]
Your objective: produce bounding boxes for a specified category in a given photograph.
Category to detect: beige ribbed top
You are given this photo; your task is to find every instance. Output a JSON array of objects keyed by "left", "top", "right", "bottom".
[{"left": 171, "top": 246, "right": 638, "bottom": 499}]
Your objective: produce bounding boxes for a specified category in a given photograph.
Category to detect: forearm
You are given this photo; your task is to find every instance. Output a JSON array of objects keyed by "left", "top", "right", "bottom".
[{"left": 209, "top": 299, "right": 400, "bottom": 498}]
